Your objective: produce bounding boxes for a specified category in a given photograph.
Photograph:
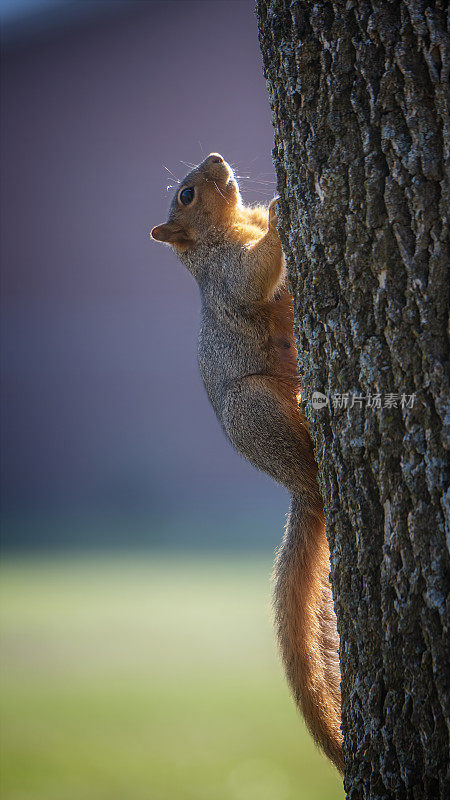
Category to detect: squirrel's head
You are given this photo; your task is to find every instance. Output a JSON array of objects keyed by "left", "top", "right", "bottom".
[{"left": 151, "top": 154, "right": 241, "bottom": 252}]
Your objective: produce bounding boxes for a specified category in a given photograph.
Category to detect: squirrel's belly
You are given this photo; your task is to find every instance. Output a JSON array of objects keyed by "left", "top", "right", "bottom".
[{"left": 198, "top": 322, "right": 266, "bottom": 408}]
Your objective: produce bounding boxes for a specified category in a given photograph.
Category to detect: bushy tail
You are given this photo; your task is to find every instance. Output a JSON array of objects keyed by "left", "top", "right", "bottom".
[{"left": 273, "top": 495, "right": 344, "bottom": 772}]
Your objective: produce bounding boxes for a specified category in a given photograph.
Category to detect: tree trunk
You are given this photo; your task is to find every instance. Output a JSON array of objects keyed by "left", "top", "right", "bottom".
[{"left": 256, "top": 1, "right": 449, "bottom": 797}]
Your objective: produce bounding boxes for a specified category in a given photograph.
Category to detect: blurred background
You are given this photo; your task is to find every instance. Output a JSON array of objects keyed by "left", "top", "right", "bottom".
[{"left": 1, "top": 1, "right": 343, "bottom": 798}]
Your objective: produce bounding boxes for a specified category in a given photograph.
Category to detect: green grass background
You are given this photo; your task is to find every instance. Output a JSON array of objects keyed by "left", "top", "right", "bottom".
[{"left": 0, "top": 554, "right": 344, "bottom": 800}]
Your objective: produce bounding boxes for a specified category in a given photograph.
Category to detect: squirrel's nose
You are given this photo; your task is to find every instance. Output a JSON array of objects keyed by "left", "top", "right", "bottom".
[{"left": 205, "top": 153, "right": 224, "bottom": 164}]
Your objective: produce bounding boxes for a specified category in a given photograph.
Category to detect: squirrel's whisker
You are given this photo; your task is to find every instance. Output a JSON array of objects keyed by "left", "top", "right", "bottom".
[
  {"left": 237, "top": 176, "right": 277, "bottom": 185},
  {"left": 241, "top": 187, "right": 274, "bottom": 196},
  {"left": 162, "top": 164, "right": 180, "bottom": 183},
  {"left": 213, "top": 181, "right": 229, "bottom": 203},
  {"left": 180, "top": 160, "right": 197, "bottom": 169}
]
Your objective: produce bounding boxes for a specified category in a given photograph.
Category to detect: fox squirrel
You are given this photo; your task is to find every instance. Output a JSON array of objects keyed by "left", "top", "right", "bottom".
[{"left": 151, "top": 154, "right": 344, "bottom": 772}]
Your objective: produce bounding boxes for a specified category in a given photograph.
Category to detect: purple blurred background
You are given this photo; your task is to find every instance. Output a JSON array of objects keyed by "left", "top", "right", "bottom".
[{"left": 1, "top": 0, "right": 288, "bottom": 549}]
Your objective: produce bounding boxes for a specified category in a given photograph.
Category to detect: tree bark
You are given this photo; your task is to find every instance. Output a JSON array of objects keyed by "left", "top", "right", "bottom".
[{"left": 256, "top": 1, "right": 449, "bottom": 797}]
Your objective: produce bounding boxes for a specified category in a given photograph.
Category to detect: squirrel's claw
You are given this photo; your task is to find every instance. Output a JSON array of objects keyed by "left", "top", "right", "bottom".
[{"left": 269, "top": 197, "right": 280, "bottom": 231}]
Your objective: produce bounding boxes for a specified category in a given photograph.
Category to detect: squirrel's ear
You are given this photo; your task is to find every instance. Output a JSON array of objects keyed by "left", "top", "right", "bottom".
[{"left": 151, "top": 222, "right": 191, "bottom": 248}]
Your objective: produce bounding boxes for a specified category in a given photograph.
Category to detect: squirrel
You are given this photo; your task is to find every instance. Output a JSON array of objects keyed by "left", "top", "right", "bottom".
[{"left": 151, "top": 153, "right": 344, "bottom": 773}]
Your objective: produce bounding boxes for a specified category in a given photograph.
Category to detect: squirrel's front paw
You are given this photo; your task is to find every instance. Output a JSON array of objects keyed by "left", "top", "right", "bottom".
[{"left": 268, "top": 197, "right": 280, "bottom": 232}]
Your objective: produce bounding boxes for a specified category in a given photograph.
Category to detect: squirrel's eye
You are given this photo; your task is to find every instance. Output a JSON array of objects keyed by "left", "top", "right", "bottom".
[{"left": 179, "top": 187, "right": 195, "bottom": 206}]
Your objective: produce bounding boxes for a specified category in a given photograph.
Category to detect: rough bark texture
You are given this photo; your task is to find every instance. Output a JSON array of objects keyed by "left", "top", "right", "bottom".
[{"left": 256, "top": 1, "right": 449, "bottom": 797}]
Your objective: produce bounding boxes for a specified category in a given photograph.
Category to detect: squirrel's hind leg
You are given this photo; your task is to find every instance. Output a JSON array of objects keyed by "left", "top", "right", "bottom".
[{"left": 221, "top": 374, "right": 321, "bottom": 505}]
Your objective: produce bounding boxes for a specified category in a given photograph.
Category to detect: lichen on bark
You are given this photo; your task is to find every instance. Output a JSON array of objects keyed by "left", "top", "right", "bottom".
[{"left": 257, "top": 1, "right": 449, "bottom": 797}]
